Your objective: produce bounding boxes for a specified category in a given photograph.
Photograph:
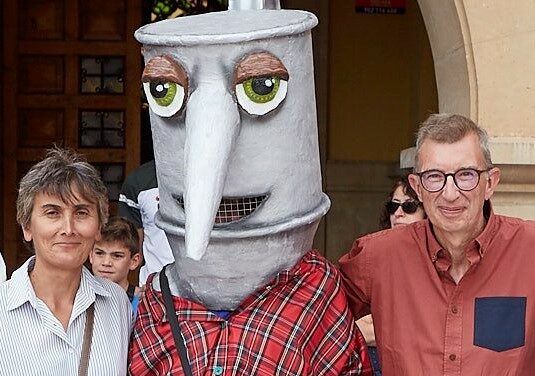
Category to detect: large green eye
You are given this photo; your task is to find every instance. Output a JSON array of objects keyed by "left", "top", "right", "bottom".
[
  {"left": 236, "top": 76, "right": 288, "bottom": 115},
  {"left": 150, "top": 81, "right": 177, "bottom": 106},
  {"left": 143, "top": 80, "right": 185, "bottom": 117},
  {"left": 242, "top": 76, "right": 280, "bottom": 103}
]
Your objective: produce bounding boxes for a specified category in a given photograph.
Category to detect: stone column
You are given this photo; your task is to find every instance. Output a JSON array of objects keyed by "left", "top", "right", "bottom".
[{"left": 406, "top": 0, "right": 535, "bottom": 219}]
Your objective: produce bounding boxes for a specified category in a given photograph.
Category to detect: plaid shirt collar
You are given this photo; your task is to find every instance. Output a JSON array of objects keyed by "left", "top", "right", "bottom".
[{"left": 146, "top": 252, "right": 308, "bottom": 323}]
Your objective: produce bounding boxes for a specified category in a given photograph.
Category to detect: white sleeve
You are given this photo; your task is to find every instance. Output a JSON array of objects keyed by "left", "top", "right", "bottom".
[{"left": 0, "top": 253, "right": 6, "bottom": 282}]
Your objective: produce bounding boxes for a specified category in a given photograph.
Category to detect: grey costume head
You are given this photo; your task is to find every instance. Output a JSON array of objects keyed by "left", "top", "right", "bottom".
[{"left": 135, "top": 8, "right": 329, "bottom": 310}]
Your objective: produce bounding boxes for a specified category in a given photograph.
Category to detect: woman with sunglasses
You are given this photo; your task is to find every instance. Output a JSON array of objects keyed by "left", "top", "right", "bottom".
[
  {"left": 379, "top": 174, "right": 426, "bottom": 229},
  {"left": 359, "top": 175, "right": 426, "bottom": 376}
]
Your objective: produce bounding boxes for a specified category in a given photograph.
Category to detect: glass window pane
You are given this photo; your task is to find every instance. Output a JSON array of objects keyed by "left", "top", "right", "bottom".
[
  {"left": 81, "top": 57, "right": 101, "bottom": 74},
  {"left": 104, "top": 111, "right": 124, "bottom": 129},
  {"left": 80, "top": 56, "right": 124, "bottom": 94},
  {"left": 79, "top": 110, "right": 125, "bottom": 148},
  {"left": 81, "top": 76, "right": 102, "bottom": 93},
  {"left": 103, "top": 57, "right": 123, "bottom": 75},
  {"left": 95, "top": 164, "right": 124, "bottom": 202},
  {"left": 80, "top": 129, "right": 101, "bottom": 147},
  {"left": 103, "top": 130, "right": 124, "bottom": 147},
  {"left": 81, "top": 111, "right": 101, "bottom": 129},
  {"left": 103, "top": 76, "right": 124, "bottom": 94}
]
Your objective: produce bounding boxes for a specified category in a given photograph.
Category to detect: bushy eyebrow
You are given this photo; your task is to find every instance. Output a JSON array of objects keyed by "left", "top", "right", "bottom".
[
  {"left": 39, "top": 203, "right": 92, "bottom": 211},
  {"left": 234, "top": 52, "right": 289, "bottom": 85},
  {"left": 142, "top": 55, "right": 189, "bottom": 90},
  {"left": 39, "top": 204, "right": 61, "bottom": 211},
  {"left": 94, "top": 247, "right": 126, "bottom": 255}
]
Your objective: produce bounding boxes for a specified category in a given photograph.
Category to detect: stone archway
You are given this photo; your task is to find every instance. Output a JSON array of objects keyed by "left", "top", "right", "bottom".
[
  {"left": 409, "top": 0, "right": 535, "bottom": 219},
  {"left": 416, "top": 0, "right": 476, "bottom": 118}
]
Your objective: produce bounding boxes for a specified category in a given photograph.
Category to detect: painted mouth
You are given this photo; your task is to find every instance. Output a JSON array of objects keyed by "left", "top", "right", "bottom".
[{"left": 176, "top": 195, "right": 267, "bottom": 224}]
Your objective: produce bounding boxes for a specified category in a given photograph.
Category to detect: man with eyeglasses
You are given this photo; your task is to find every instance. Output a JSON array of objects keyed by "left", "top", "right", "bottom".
[{"left": 339, "top": 113, "right": 535, "bottom": 375}]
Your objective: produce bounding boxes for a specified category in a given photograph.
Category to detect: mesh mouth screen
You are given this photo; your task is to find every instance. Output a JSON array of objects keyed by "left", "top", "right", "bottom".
[{"left": 177, "top": 195, "right": 266, "bottom": 224}]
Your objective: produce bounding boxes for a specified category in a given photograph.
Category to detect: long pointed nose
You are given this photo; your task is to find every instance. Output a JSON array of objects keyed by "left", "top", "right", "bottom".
[{"left": 183, "top": 82, "right": 240, "bottom": 260}]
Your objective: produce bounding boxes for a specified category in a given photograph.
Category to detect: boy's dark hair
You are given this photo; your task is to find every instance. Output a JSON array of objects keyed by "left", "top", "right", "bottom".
[{"left": 99, "top": 216, "right": 140, "bottom": 255}]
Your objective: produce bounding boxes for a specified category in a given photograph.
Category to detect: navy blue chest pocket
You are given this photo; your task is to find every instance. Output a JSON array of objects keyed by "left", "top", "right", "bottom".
[{"left": 473, "top": 296, "right": 526, "bottom": 352}]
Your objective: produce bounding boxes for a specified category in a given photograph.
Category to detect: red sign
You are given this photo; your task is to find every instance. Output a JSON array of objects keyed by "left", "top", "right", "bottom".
[{"left": 355, "top": 0, "right": 406, "bottom": 14}]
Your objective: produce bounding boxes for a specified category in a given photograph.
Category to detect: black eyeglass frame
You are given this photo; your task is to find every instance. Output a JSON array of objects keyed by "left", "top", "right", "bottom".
[
  {"left": 413, "top": 168, "right": 491, "bottom": 193},
  {"left": 385, "top": 200, "right": 421, "bottom": 215}
]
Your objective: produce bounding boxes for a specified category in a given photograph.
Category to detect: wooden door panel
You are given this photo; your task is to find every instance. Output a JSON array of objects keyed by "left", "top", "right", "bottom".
[
  {"left": 18, "top": 55, "right": 64, "bottom": 94},
  {"left": 13, "top": 161, "right": 35, "bottom": 267},
  {"left": 2, "top": 0, "right": 142, "bottom": 275},
  {"left": 80, "top": 1, "right": 126, "bottom": 41},
  {"left": 19, "top": 0, "right": 64, "bottom": 40},
  {"left": 18, "top": 109, "right": 64, "bottom": 147}
]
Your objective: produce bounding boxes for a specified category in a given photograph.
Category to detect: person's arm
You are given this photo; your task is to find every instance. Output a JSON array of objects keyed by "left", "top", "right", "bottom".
[
  {"left": 356, "top": 314, "right": 376, "bottom": 346},
  {"left": 338, "top": 238, "right": 372, "bottom": 319},
  {"left": 308, "top": 264, "right": 373, "bottom": 376}
]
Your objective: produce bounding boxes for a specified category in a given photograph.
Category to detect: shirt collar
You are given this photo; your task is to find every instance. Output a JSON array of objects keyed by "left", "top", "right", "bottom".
[
  {"left": 425, "top": 220, "right": 443, "bottom": 262},
  {"left": 6, "top": 257, "right": 38, "bottom": 311},
  {"left": 6, "top": 256, "right": 111, "bottom": 312},
  {"left": 473, "top": 203, "right": 497, "bottom": 257},
  {"left": 229, "top": 251, "right": 315, "bottom": 312},
  {"left": 146, "top": 250, "right": 316, "bottom": 323},
  {"left": 426, "top": 201, "right": 497, "bottom": 263},
  {"left": 143, "top": 273, "right": 202, "bottom": 324}
]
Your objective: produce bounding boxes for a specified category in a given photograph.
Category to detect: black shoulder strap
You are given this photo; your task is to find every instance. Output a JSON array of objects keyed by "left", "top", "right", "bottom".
[
  {"left": 78, "top": 302, "right": 95, "bottom": 376},
  {"left": 159, "top": 266, "right": 193, "bottom": 376},
  {"left": 126, "top": 283, "right": 135, "bottom": 302}
]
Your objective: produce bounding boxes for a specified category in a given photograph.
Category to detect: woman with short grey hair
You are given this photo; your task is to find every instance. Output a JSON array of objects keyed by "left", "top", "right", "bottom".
[{"left": 0, "top": 147, "right": 132, "bottom": 376}]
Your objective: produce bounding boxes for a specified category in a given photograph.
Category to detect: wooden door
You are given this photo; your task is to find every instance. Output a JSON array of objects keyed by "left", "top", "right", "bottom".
[{"left": 2, "top": 0, "right": 142, "bottom": 275}]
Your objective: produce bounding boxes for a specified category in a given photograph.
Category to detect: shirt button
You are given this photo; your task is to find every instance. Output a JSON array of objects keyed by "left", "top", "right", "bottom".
[
  {"left": 449, "top": 354, "right": 457, "bottom": 361},
  {"left": 213, "top": 365, "right": 223, "bottom": 375},
  {"left": 451, "top": 306, "right": 458, "bottom": 314}
]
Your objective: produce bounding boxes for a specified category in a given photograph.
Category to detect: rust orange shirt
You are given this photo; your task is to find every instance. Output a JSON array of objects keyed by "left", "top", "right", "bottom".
[{"left": 339, "top": 211, "right": 535, "bottom": 376}]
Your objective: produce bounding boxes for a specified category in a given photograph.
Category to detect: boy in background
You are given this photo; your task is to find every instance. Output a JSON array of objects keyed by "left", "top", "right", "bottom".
[{"left": 90, "top": 216, "right": 142, "bottom": 312}]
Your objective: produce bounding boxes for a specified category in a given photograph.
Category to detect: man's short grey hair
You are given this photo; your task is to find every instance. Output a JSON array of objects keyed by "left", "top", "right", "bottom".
[
  {"left": 16, "top": 147, "right": 109, "bottom": 230},
  {"left": 414, "top": 113, "right": 493, "bottom": 171}
]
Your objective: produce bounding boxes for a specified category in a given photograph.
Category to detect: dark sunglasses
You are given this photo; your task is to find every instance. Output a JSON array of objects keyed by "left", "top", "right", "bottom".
[{"left": 385, "top": 200, "right": 421, "bottom": 215}]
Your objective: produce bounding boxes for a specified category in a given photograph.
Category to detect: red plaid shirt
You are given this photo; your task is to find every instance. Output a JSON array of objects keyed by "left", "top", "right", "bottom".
[{"left": 128, "top": 250, "right": 371, "bottom": 375}]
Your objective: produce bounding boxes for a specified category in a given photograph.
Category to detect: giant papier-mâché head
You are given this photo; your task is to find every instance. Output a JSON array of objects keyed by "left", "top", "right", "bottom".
[{"left": 135, "top": 9, "right": 330, "bottom": 310}]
